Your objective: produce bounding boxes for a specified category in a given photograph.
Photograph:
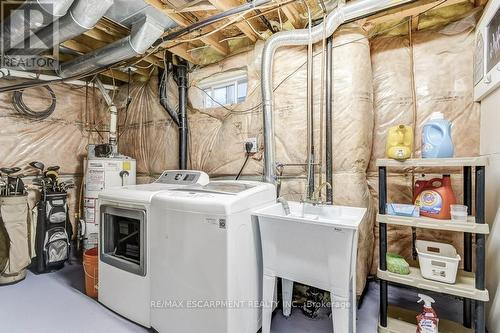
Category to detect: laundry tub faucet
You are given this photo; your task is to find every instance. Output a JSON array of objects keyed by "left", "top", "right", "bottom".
[{"left": 277, "top": 197, "right": 290, "bottom": 215}]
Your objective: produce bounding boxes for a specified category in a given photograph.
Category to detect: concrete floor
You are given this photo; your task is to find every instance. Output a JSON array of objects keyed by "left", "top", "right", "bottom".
[{"left": 0, "top": 261, "right": 463, "bottom": 333}]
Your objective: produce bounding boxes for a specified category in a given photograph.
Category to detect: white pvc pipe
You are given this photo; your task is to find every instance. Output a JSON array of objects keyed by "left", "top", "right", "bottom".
[
  {"left": 94, "top": 78, "right": 119, "bottom": 152},
  {"left": 109, "top": 105, "right": 118, "bottom": 149}
]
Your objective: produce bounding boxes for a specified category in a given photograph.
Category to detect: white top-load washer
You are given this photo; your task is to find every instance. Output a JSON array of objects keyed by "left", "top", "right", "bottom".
[
  {"left": 150, "top": 180, "right": 276, "bottom": 333},
  {"left": 97, "top": 170, "right": 209, "bottom": 327}
]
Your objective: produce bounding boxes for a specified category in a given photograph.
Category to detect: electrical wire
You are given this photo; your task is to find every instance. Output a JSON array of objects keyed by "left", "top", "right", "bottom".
[
  {"left": 12, "top": 86, "right": 56, "bottom": 120},
  {"left": 243, "top": 18, "right": 262, "bottom": 40},
  {"left": 277, "top": 7, "right": 283, "bottom": 31},
  {"left": 170, "top": 0, "right": 298, "bottom": 44},
  {"left": 175, "top": 0, "right": 448, "bottom": 48},
  {"left": 219, "top": 35, "right": 249, "bottom": 43},
  {"left": 235, "top": 154, "right": 250, "bottom": 180},
  {"left": 187, "top": 45, "right": 210, "bottom": 53},
  {"left": 118, "top": 68, "right": 133, "bottom": 140},
  {"left": 244, "top": 18, "right": 265, "bottom": 39},
  {"left": 236, "top": 141, "right": 254, "bottom": 180},
  {"left": 172, "top": 10, "right": 253, "bottom": 44}
]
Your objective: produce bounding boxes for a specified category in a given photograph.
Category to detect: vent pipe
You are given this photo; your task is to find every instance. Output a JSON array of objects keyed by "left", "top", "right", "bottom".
[
  {"left": 261, "top": 0, "right": 418, "bottom": 183},
  {"left": 94, "top": 78, "right": 118, "bottom": 153},
  {"left": 2, "top": 0, "right": 74, "bottom": 53},
  {"left": 9, "top": 0, "right": 114, "bottom": 55},
  {"left": 59, "top": 15, "right": 164, "bottom": 78},
  {"left": 177, "top": 62, "right": 189, "bottom": 170}
]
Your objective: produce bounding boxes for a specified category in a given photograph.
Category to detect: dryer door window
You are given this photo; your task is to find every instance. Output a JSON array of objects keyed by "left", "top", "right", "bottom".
[{"left": 100, "top": 206, "right": 146, "bottom": 276}]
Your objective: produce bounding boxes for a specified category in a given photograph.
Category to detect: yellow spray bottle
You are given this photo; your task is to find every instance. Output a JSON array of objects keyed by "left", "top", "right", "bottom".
[{"left": 386, "top": 125, "right": 413, "bottom": 160}]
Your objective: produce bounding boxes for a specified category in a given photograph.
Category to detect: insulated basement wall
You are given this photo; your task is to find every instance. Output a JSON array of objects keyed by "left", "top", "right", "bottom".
[
  {"left": 0, "top": 76, "right": 179, "bottom": 233},
  {"left": 116, "top": 77, "right": 179, "bottom": 184},
  {"left": 0, "top": 81, "right": 106, "bottom": 232},
  {"left": 368, "top": 16, "right": 480, "bottom": 273},
  {"left": 185, "top": 24, "right": 375, "bottom": 295}
]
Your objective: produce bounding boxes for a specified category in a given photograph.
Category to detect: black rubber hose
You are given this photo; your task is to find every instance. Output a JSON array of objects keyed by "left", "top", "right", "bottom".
[{"left": 12, "top": 85, "right": 56, "bottom": 120}]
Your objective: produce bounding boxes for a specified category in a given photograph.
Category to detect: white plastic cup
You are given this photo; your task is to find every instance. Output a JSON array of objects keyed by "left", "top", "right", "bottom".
[{"left": 450, "top": 204, "right": 468, "bottom": 221}]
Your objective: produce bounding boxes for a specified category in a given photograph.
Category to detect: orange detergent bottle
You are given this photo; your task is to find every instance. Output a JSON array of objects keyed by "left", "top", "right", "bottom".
[{"left": 414, "top": 175, "right": 456, "bottom": 220}]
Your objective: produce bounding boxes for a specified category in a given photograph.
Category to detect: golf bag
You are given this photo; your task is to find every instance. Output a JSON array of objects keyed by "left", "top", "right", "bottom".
[
  {"left": 0, "top": 196, "right": 31, "bottom": 285},
  {"left": 35, "top": 192, "right": 72, "bottom": 273}
]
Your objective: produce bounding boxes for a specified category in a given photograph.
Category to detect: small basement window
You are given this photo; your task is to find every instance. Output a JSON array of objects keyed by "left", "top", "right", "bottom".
[{"left": 199, "top": 70, "right": 248, "bottom": 108}]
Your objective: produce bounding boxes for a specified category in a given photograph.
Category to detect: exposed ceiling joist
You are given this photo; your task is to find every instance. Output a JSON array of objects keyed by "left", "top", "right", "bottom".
[
  {"left": 207, "top": 0, "right": 259, "bottom": 42},
  {"left": 100, "top": 69, "right": 131, "bottom": 82},
  {"left": 366, "top": 0, "right": 472, "bottom": 25},
  {"left": 145, "top": 0, "right": 229, "bottom": 56},
  {"left": 167, "top": 44, "right": 199, "bottom": 64},
  {"left": 163, "top": 3, "right": 217, "bottom": 12},
  {"left": 61, "top": 40, "right": 92, "bottom": 54},
  {"left": 281, "top": 3, "right": 302, "bottom": 28},
  {"left": 169, "top": 12, "right": 229, "bottom": 55},
  {"left": 53, "top": 0, "right": 487, "bottom": 77},
  {"left": 74, "top": 34, "right": 107, "bottom": 49},
  {"left": 94, "top": 19, "right": 129, "bottom": 38},
  {"left": 142, "top": 54, "right": 165, "bottom": 68},
  {"left": 83, "top": 28, "right": 116, "bottom": 44}
]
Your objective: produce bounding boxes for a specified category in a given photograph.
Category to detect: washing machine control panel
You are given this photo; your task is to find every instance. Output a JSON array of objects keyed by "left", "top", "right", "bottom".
[{"left": 155, "top": 170, "right": 204, "bottom": 185}]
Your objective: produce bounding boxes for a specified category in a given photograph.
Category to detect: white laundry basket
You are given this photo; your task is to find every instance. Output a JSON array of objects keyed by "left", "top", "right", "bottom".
[{"left": 416, "top": 240, "right": 461, "bottom": 284}]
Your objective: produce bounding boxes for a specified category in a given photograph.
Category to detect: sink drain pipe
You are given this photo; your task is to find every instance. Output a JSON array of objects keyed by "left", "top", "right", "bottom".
[{"left": 261, "top": 0, "right": 419, "bottom": 184}]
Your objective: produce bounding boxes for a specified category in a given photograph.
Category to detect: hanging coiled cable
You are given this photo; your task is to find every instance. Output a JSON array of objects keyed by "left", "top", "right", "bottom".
[{"left": 12, "top": 85, "right": 56, "bottom": 120}]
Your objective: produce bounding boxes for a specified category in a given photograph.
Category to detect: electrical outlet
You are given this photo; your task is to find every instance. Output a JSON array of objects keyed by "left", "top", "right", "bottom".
[{"left": 245, "top": 137, "right": 258, "bottom": 153}]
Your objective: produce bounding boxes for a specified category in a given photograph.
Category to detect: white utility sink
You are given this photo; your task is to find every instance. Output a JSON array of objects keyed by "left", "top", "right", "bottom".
[{"left": 254, "top": 201, "right": 367, "bottom": 333}]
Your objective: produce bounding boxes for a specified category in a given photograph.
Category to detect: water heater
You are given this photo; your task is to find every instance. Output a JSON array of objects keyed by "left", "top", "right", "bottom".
[{"left": 83, "top": 156, "right": 136, "bottom": 249}]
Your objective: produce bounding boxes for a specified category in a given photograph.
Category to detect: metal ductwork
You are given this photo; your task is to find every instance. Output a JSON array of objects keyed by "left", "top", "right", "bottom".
[
  {"left": 58, "top": 15, "right": 164, "bottom": 78},
  {"left": 2, "top": 0, "right": 74, "bottom": 53},
  {"left": 261, "top": 0, "right": 418, "bottom": 183},
  {"left": 9, "top": 0, "right": 114, "bottom": 55}
]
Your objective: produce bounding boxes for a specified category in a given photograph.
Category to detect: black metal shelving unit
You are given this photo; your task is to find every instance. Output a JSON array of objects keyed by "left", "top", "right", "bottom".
[{"left": 376, "top": 157, "right": 489, "bottom": 333}]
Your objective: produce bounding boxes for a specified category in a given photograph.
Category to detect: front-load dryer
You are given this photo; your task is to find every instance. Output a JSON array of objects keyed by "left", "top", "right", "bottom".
[
  {"left": 97, "top": 170, "right": 209, "bottom": 327},
  {"left": 150, "top": 180, "right": 276, "bottom": 333}
]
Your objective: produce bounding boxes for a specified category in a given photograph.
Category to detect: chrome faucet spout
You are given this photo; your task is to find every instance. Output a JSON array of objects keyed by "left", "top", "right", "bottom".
[
  {"left": 277, "top": 197, "right": 291, "bottom": 215},
  {"left": 311, "top": 182, "right": 332, "bottom": 204}
]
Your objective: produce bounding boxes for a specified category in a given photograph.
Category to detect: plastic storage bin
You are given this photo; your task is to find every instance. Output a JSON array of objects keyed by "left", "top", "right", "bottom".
[{"left": 416, "top": 240, "right": 460, "bottom": 284}]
